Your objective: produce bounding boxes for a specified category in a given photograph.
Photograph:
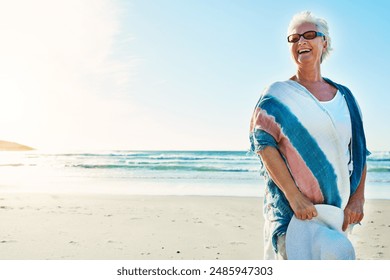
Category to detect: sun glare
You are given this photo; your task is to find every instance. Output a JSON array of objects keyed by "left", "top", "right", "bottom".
[{"left": 0, "top": 0, "right": 135, "bottom": 151}]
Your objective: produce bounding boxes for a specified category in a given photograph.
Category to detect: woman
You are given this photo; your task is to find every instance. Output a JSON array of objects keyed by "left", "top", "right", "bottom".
[{"left": 249, "top": 11, "right": 369, "bottom": 259}]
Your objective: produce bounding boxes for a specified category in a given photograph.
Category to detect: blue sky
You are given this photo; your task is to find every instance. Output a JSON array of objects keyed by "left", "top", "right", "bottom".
[{"left": 0, "top": 0, "right": 389, "bottom": 151}]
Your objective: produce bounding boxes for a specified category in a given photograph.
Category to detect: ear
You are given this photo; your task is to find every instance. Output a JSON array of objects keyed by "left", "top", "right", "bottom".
[
  {"left": 320, "top": 40, "right": 327, "bottom": 64},
  {"left": 322, "top": 39, "right": 328, "bottom": 50}
]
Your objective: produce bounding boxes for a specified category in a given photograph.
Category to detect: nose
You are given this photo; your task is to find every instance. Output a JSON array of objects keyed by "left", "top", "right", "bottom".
[{"left": 297, "top": 35, "right": 308, "bottom": 44}]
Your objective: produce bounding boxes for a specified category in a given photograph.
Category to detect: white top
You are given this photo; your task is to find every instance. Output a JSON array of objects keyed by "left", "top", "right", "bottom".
[
  {"left": 267, "top": 80, "right": 353, "bottom": 209},
  {"left": 320, "top": 90, "right": 352, "bottom": 175}
]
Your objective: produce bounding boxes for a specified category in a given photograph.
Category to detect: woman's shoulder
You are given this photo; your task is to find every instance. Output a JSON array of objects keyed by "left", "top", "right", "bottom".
[
  {"left": 262, "top": 80, "right": 293, "bottom": 96},
  {"left": 323, "top": 77, "right": 352, "bottom": 94},
  {"left": 323, "top": 77, "right": 363, "bottom": 116}
]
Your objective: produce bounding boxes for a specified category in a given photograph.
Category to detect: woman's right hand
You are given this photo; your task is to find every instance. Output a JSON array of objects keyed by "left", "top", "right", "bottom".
[
  {"left": 259, "top": 147, "right": 318, "bottom": 220},
  {"left": 287, "top": 191, "right": 318, "bottom": 220}
]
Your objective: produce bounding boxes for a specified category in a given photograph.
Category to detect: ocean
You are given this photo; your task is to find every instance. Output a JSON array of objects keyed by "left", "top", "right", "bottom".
[{"left": 0, "top": 150, "right": 389, "bottom": 199}]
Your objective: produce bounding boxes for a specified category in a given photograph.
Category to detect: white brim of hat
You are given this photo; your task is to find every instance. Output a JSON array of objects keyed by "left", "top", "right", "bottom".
[{"left": 286, "top": 204, "right": 355, "bottom": 260}]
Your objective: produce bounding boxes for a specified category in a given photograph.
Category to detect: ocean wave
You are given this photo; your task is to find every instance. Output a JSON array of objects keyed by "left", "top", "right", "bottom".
[
  {"left": 36, "top": 151, "right": 256, "bottom": 161},
  {"left": 0, "top": 163, "right": 39, "bottom": 167},
  {"left": 69, "top": 163, "right": 258, "bottom": 173},
  {"left": 367, "top": 158, "right": 390, "bottom": 162},
  {"left": 2, "top": 151, "right": 389, "bottom": 179},
  {"left": 0, "top": 163, "right": 25, "bottom": 167},
  {"left": 368, "top": 167, "right": 390, "bottom": 173},
  {"left": 367, "top": 151, "right": 390, "bottom": 161}
]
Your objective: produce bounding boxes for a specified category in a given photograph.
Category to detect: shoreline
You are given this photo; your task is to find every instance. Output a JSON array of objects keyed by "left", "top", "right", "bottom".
[{"left": 0, "top": 193, "right": 388, "bottom": 260}]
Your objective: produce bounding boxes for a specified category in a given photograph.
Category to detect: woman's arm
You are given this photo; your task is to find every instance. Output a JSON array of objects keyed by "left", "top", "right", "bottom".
[
  {"left": 259, "top": 146, "right": 318, "bottom": 220},
  {"left": 342, "top": 164, "right": 367, "bottom": 231}
]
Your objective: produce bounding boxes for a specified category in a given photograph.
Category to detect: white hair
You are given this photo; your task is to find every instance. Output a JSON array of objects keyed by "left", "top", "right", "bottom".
[{"left": 288, "top": 11, "right": 333, "bottom": 62}]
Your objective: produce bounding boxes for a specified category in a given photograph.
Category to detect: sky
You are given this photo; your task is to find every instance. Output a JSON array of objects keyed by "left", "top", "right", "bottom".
[{"left": 0, "top": 0, "right": 389, "bottom": 151}]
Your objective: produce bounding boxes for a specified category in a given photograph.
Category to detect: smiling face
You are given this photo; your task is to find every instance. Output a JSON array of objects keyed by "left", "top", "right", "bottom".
[{"left": 289, "top": 22, "right": 327, "bottom": 66}]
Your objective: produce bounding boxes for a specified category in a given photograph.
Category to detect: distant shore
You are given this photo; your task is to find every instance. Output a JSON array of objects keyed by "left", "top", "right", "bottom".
[
  {"left": 0, "top": 140, "right": 34, "bottom": 151},
  {"left": 0, "top": 193, "right": 388, "bottom": 260}
]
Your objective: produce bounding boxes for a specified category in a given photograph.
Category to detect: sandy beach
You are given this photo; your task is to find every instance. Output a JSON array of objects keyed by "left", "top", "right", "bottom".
[{"left": 0, "top": 193, "right": 388, "bottom": 260}]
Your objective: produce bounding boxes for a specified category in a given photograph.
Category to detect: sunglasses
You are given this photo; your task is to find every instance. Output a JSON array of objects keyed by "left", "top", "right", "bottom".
[{"left": 287, "top": 30, "right": 325, "bottom": 43}]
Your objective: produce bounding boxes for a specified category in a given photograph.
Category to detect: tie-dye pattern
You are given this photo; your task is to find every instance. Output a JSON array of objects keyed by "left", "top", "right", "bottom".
[{"left": 249, "top": 78, "right": 368, "bottom": 253}]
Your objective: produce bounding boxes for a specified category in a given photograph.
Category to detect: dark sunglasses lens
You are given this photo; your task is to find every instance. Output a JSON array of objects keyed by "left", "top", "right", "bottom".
[
  {"left": 303, "top": 31, "right": 317, "bottom": 39},
  {"left": 288, "top": 34, "right": 300, "bottom": 43}
]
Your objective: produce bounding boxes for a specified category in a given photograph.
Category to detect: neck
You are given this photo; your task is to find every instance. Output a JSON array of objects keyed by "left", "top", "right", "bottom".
[{"left": 294, "top": 64, "right": 322, "bottom": 83}]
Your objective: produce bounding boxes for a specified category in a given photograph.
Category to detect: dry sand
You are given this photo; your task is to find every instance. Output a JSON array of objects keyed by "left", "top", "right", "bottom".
[
  {"left": 0, "top": 140, "right": 34, "bottom": 151},
  {"left": 0, "top": 193, "right": 388, "bottom": 260}
]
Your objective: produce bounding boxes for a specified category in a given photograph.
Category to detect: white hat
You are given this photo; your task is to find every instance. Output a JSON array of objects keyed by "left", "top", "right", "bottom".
[{"left": 286, "top": 204, "right": 355, "bottom": 260}]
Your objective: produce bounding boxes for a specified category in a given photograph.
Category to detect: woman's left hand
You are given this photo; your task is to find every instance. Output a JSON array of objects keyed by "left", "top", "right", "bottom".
[{"left": 342, "top": 194, "right": 365, "bottom": 231}]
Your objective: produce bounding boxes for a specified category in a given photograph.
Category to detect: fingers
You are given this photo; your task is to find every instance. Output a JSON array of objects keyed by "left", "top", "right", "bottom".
[
  {"left": 295, "top": 206, "right": 317, "bottom": 220},
  {"left": 350, "top": 213, "right": 364, "bottom": 224},
  {"left": 306, "top": 207, "right": 318, "bottom": 220},
  {"left": 343, "top": 208, "right": 364, "bottom": 231},
  {"left": 290, "top": 192, "right": 318, "bottom": 220},
  {"left": 342, "top": 211, "right": 349, "bottom": 231}
]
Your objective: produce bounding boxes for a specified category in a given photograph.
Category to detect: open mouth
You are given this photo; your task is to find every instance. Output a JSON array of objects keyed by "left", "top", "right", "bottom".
[{"left": 298, "top": 49, "right": 311, "bottom": 54}]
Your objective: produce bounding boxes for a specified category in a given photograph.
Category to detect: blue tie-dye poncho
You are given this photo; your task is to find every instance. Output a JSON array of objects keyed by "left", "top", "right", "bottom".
[{"left": 249, "top": 77, "right": 368, "bottom": 252}]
